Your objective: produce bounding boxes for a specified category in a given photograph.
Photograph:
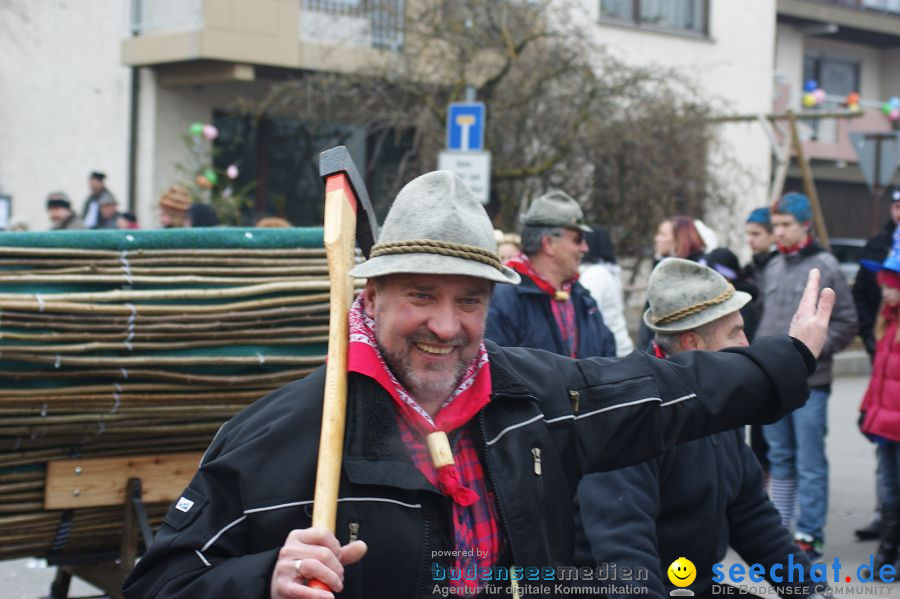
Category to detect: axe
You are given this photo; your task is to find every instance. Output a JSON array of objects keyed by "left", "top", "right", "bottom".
[{"left": 309, "top": 146, "right": 379, "bottom": 591}]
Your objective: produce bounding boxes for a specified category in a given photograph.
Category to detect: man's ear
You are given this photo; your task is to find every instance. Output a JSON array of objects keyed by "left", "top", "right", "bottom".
[
  {"left": 541, "top": 234, "right": 556, "bottom": 256},
  {"left": 363, "top": 280, "right": 377, "bottom": 318},
  {"left": 679, "top": 331, "right": 704, "bottom": 351}
]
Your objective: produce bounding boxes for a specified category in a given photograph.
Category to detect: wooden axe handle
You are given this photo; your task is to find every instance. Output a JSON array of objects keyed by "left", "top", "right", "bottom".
[{"left": 309, "top": 173, "right": 358, "bottom": 591}]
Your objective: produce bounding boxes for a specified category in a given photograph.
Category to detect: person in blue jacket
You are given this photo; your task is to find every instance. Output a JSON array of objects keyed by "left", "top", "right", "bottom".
[{"left": 485, "top": 190, "right": 616, "bottom": 358}]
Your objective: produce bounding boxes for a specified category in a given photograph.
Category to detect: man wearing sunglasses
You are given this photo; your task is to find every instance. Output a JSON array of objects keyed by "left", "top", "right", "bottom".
[{"left": 486, "top": 190, "right": 616, "bottom": 358}]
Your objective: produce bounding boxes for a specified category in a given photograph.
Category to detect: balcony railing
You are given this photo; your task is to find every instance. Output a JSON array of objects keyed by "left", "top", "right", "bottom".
[
  {"left": 301, "top": 0, "right": 404, "bottom": 50},
  {"left": 814, "top": 0, "right": 900, "bottom": 15},
  {"left": 130, "top": 0, "right": 203, "bottom": 35}
]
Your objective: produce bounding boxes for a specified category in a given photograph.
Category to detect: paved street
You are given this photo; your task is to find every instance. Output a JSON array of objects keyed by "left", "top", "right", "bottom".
[{"left": 0, "top": 375, "right": 892, "bottom": 597}]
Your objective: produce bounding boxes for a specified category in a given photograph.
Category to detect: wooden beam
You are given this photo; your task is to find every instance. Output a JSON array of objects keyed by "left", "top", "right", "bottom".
[
  {"left": 45, "top": 452, "right": 202, "bottom": 509},
  {"left": 786, "top": 110, "right": 831, "bottom": 251}
]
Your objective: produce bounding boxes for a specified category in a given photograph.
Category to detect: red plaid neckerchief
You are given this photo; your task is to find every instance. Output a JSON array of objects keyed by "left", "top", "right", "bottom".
[
  {"left": 347, "top": 293, "right": 490, "bottom": 506},
  {"left": 506, "top": 253, "right": 579, "bottom": 357},
  {"left": 776, "top": 233, "right": 813, "bottom": 255},
  {"left": 396, "top": 417, "right": 499, "bottom": 592}
]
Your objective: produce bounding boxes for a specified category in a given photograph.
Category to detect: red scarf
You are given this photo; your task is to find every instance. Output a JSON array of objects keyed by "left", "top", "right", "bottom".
[
  {"left": 347, "top": 294, "right": 490, "bottom": 506},
  {"left": 777, "top": 233, "right": 813, "bottom": 255},
  {"left": 506, "top": 253, "right": 579, "bottom": 357}
]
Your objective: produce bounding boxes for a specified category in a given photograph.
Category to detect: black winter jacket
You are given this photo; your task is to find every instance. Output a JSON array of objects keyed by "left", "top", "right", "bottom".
[
  {"left": 123, "top": 337, "right": 814, "bottom": 599},
  {"left": 575, "top": 429, "right": 814, "bottom": 598},
  {"left": 486, "top": 276, "right": 616, "bottom": 358},
  {"left": 853, "top": 220, "right": 898, "bottom": 358}
]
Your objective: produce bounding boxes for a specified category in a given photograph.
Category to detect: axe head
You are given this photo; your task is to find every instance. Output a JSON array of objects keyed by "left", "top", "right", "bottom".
[{"left": 319, "top": 146, "right": 380, "bottom": 258}]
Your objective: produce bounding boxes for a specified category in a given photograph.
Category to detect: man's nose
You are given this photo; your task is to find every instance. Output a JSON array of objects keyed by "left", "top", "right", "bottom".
[{"left": 426, "top": 302, "right": 461, "bottom": 340}]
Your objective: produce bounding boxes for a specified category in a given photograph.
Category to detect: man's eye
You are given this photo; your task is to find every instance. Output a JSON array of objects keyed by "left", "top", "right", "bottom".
[
  {"left": 410, "top": 292, "right": 433, "bottom": 300},
  {"left": 459, "top": 297, "right": 482, "bottom": 305}
]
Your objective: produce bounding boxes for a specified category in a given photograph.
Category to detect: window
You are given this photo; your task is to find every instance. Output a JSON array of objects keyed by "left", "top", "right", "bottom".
[
  {"left": 600, "top": 0, "right": 708, "bottom": 35},
  {"left": 803, "top": 54, "right": 860, "bottom": 96}
]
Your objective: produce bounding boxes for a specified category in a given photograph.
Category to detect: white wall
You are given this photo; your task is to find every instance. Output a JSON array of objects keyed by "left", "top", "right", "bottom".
[
  {"left": 582, "top": 0, "right": 776, "bottom": 253},
  {"left": 0, "top": 0, "right": 131, "bottom": 230}
]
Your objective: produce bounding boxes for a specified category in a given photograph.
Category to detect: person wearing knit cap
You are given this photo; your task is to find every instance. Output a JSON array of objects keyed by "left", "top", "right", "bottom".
[
  {"left": 576, "top": 259, "right": 816, "bottom": 599},
  {"left": 485, "top": 190, "right": 616, "bottom": 359},
  {"left": 125, "top": 171, "right": 835, "bottom": 599},
  {"left": 852, "top": 187, "right": 900, "bottom": 541},
  {"left": 757, "top": 192, "right": 858, "bottom": 560},
  {"left": 858, "top": 227, "right": 900, "bottom": 577},
  {"left": 46, "top": 192, "right": 84, "bottom": 230},
  {"left": 744, "top": 206, "right": 777, "bottom": 287},
  {"left": 158, "top": 185, "right": 192, "bottom": 228}
]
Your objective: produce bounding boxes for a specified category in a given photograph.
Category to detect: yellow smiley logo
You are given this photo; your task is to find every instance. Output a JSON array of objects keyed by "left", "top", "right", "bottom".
[{"left": 667, "top": 557, "right": 696, "bottom": 588}]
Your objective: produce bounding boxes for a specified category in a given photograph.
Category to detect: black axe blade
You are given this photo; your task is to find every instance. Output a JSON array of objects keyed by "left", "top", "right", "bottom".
[{"left": 319, "top": 146, "right": 380, "bottom": 258}]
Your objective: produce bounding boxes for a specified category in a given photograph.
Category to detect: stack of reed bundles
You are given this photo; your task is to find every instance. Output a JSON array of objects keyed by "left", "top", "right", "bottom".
[{"left": 0, "top": 228, "right": 331, "bottom": 560}]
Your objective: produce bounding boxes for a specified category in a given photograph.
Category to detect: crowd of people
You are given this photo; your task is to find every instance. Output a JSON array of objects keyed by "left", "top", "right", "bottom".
[
  {"left": 35, "top": 171, "right": 236, "bottom": 232},
  {"left": 16, "top": 164, "right": 900, "bottom": 597},
  {"left": 120, "top": 166, "right": 894, "bottom": 599}
]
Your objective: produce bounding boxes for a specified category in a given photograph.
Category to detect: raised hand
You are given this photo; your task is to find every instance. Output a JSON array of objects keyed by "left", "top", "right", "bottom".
[{"left": 788, "top": 268, "right": 835, "bottom": 359}]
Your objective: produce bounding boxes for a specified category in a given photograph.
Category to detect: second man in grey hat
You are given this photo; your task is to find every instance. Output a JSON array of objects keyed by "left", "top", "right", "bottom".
[{"left": 485, "top": 190, "right": 616, "bottom": 358}]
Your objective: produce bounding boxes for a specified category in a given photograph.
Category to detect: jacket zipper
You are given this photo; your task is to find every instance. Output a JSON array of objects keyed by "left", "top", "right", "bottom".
[
  {"left": 416, "top": 504, "right": 432, "bottom": 598},
  {"left": 532, "top": 447, "right": 553, "bottom": 567},
  {"left": 531, "top": 447, "right": 543, "bottom": 475}
]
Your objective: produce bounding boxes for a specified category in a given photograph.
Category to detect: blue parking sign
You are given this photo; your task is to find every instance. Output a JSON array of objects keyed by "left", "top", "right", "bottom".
[{"left": 446, "top": 102, "right": 485, "bottom": 151}]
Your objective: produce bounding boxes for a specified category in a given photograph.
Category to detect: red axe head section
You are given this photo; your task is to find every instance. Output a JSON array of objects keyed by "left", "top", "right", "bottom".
[{"left": 319, "top": 146, "right": 380, "bottom": 257}]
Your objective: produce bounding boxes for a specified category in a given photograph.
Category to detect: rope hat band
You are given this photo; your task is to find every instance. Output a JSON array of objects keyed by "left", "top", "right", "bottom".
[
  {"left": 370, "top": 239, "right": 504, "bottom": 273},
  {"left": 651, "top": 285, "right": 735, "bottom": 326}
]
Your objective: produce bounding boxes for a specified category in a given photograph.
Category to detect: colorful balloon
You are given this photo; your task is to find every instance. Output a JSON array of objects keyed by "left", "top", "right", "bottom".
[
  {"left": 846, "top": 92, "right": 860, "bottom": 106},
  {"left": 812, "top": 89, "right": 826, "bottom": 103},
  {"left": 189, "top": 122, "right": 204, "bottom": 137},
  {"left": 196, "top": 174, "right": 212, "bottom": 189},
  {"left": 884, "top": 102, "right": 894, "bottom": 116},
  {"left": 226, "top": 164, "right": 239, "bottom": 179},
  {"left": 203, "top": 169, "right": 219, "bottom": 186},
  {"left": 804, "top": 79, "right": 818, "bottom": 93},
  {"left": 890, "top": 109, "right": 900, "bottom": 122},
  {"left": 802, "top": 93, "right": 817, "bottom": 108},
  {"left": 890, "top": 96, "right": 900, "bottom": 109},
  {"left": 202, "top": 124, "right": 219, "bottom": 141}
]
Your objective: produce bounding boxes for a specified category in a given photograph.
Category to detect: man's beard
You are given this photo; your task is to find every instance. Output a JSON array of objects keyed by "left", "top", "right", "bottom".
[{"left": 376, "top": 333, "right": 470, "bottom": 404}]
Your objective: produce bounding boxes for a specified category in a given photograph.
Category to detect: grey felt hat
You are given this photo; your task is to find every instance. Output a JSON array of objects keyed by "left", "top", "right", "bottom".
[
  {"left": 349, "top": 171, "right": 520, "bottom": 285},
  {"left": 643, "top": 258, "right": 751, "bottom": 333},
  {"left": 522, "top": 190, "right": 591, "bottom": 232}
]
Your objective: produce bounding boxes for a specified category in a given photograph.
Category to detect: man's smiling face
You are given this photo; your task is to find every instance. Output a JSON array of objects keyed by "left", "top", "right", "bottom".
[{"left": 364, "top": 273, "right": 492, "bottom": 407}]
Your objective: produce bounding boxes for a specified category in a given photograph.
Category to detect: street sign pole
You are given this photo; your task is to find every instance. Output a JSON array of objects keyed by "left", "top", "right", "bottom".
[{"left": 443, "top": 102, "right": 491, "bottom": 204}]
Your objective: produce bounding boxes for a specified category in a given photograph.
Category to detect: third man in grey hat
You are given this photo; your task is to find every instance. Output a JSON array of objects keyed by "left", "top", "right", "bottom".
[
  {"left": 485, "top": 190, "right": 616, "bottom": 358},
  {"left": 576, "top": 258, "right": 818, "bottom": 598}
]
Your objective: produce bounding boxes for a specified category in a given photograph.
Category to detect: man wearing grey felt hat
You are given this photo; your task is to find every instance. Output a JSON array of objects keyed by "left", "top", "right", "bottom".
[
  {"left": 577, "top": 257, "right": 821, "bottom": 599},
  {"left": 644, "top": 257, "right": 752, "bottom": 353},
  {"left": 126, "top": 169, "right": 836, "bottom": 599},
  {"left": 485, "top": 189, "right": 616, "bottom": 358}
]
